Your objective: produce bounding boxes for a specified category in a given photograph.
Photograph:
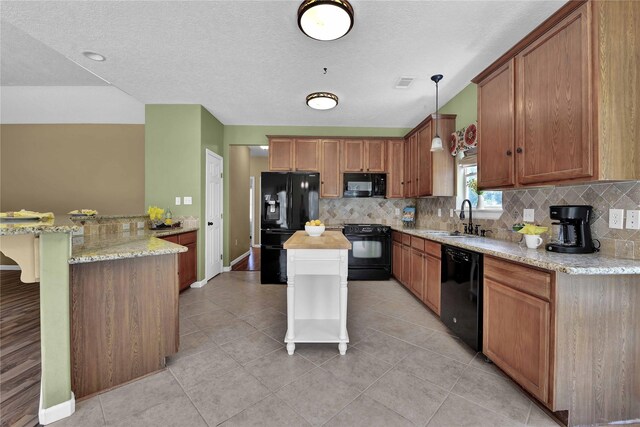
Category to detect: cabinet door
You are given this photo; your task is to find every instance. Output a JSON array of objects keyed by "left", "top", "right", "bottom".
[
  {"left": 404, "top": 134, "right": 418, "bottom": 197},
  {"left": 320, "top": 139, "right": 341, "bottom": 198},
  {"left": 484, "top": 279, "right": 550, "bottom": 403},
  {"left": 365, "top": 139, "right": 386, "bottom": 172},
  {"left": 386, "top": 140, "right": 404, "bottom": 198},
  {"left": 342, "top": 140, "right": 365, "bottom": 172},
  {"left": 392, "top": 241, "right": 402, "bottom": 281},
  {"left": 179, "top": 242, "right": 197, "bottom": 291},
  {"left": 424, "top": 254, "right": 441, "bottom": 315},
  {"left": 478, "top": 60, "right": 516, "bottom": 189},
  {"left": 269, "top": 138, "right": 294, "bottom": 171},
  {"left": 416, "top": 123, "right": 433, "bottom": 196},
  {"left": 516, "top": 4, "right": 593, "bottom": 185},
  {"left": 294, "top": 138, "right": 320, "bottom": 171},
  {"left": 400, "top": 244, "right": 411, "bottom": 288},
  {"left": 410, "top": 249, "right": 424, "bottom": 300}
]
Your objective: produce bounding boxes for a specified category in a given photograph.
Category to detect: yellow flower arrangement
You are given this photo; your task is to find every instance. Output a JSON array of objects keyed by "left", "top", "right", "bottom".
[{"left": 147, "top": 206, "right": 165, "bottom": 221}]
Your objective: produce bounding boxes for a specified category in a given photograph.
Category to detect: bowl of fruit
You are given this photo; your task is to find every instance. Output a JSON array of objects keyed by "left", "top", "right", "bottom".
[{"left": 305, "top": 219, "right": 325, "bottom": 237}]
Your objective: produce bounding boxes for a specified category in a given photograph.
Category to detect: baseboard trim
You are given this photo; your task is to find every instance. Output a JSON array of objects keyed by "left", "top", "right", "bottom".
[
  {"left": 39, "top": 388, "right": 75, "bottom": 425},
  {"left": 223, "top": 266, "right": 232, "bottom": 272},
  {"left": 252, "top": 244, "right": 261, "bottom": 248},
  {"left": 0, "top": 265, "right": 21, "bottom": 270},
  {"left": 189, "top": 279, "right": 207, "bottom": 288},
  {"left": 230, "top": 250, "right": 251, "bottom": 267}
]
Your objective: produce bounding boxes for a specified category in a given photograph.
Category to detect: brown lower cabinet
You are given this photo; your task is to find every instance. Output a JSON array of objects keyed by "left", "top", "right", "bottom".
[
  {"left": 161, "top": 231, "right": 197, "bottom": 291},
  {"left": 392, "top": 231, "right": 441, "bottom": 315}
]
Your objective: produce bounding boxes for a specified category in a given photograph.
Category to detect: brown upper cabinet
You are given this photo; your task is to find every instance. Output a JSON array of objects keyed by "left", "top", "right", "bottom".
[
  {"left": 473, "top": 0, "right": 640, "bottom": 189},
  {"left": 294, "top": 138, "right": 321, "bottom": 171},
  {"left": 320, "top": 139, "right": 341, "bottom": 198},
  {"left": 268, "top": 138, "right": 294, "bottom": 171},
  {"left": 404, "top": 114, "right": 456, "bottom": 197},
  {"left": 342, "top": 139, "right": 386, "bottom": 172},
  {"left": 386, "top": 139, "right": 404, "bottom": 198},
  {"left": 268, "top": 137, "right": 320, "bottom": 172}
]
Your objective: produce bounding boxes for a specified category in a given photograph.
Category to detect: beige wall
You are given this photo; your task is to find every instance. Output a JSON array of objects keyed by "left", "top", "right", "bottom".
[
  {"left": 1, "top": 124, "right": 145, "bottom": 214},
  {"left": 249, "top": 155, "right": 269, "bottom": 245},
  {"left": 228, "top": 145, "right": 251, "bottom": 262}
]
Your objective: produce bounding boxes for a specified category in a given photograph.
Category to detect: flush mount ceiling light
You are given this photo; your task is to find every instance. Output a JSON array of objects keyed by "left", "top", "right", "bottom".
[
  {"left": 306, "top": 92, "right": 338, "bottom": 110},
  {"left": 430, "top": 74, "right": 444, "bottom": 152},
  {"left": 82, "top": 51, "right": 106, "bottom": 61},
  {"left": 298, "top": 0, "right": 354, "bottom": 41}
]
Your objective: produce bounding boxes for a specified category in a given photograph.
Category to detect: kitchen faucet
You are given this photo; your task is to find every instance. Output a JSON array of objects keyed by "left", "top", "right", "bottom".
[{"left": 460, "top": 199, "right": 473, "bottom": 234}]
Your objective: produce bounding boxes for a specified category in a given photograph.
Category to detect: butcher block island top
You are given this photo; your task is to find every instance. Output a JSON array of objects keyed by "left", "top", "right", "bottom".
[{"left": 283, "top": 230, "right": 352, "bottom": 250}]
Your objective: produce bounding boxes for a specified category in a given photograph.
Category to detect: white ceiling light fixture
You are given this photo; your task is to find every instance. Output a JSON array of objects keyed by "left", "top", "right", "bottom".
[
  {"left": 82, "top": 51, "right": 105, "bottom": 61},
  {"left": 430, "top": 74, "right": 444, "bottom": 152},
  {"left": 306, "top": 92, "right": 338, "bottom": 110},
  {"left": 298, "top": 0, "right": 354, "bottom": 41}
]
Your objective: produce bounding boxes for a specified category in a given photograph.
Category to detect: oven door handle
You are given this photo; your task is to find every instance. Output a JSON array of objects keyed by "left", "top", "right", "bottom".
[
  {"left": 344, "top": 233, "right": 387, "bottom": 238},
  {"left": 263, "top": 245, "right": 284, "bottom": 250}
]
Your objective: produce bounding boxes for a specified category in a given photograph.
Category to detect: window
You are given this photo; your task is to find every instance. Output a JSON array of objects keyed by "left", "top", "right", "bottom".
[{"left": 460, "top": 164, "right": 502, "bottom": 209}]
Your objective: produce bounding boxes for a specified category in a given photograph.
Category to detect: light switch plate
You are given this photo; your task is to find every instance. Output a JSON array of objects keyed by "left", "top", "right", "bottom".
[
  {"left": 122, "top": 223, "right": 130, "bottom": 231},
  {"left": 523, "top": 209, "right": 535, "bottom": 222},
  {"left": 626, "top": 210, "right": 640, "bottom": 230},
  {"left": 438, "top": 208, "right": 442, "bottom": 217},
  {"left": 184, "top": 196, "right": 193, "bottom": 205},
  {"left": 609, "top": 208, "right": 624, "bottom": 229},
  {"left": 175, "top": 197, "right": 181, "bottom": 206},
  {"left": 395, "top": 208, "right": 400, "bottom": 216}
]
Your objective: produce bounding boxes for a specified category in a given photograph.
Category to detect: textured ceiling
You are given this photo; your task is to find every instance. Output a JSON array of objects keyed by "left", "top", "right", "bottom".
[{"left": 0, "top": 0, "right": 567, "bottom": 128}]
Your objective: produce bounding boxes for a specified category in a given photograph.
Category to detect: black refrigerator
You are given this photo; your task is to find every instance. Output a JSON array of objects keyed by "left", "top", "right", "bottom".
[{"left": 260, "top": 172, "right": 319, "bottom": 284}]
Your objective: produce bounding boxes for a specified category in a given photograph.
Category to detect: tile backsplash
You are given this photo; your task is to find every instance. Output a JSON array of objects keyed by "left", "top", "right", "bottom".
[{"left": 321, "top": 181, "right": 640, "bottom": 260}]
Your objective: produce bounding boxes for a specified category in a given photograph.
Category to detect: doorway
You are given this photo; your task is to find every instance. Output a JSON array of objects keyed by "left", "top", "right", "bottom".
[{"left": 205, "top": 149, "right": 223, "bottom": 281}]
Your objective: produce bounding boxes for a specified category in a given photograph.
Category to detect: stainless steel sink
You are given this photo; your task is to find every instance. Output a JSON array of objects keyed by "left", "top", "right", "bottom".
[{"left": 424, "top": 231, "right": 478, "bottom": 238}]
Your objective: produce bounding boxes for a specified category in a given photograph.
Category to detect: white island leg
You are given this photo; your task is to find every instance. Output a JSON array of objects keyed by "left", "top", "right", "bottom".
[
  {"left": 338, "top": 252, "right": 348, "bottom": 355},
  {"left": 286, "top": 276, "right": 295, "bottom": 355}
]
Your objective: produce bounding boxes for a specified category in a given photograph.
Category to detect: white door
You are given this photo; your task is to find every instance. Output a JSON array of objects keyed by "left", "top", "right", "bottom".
[{"left": 206, "top": 149, "right": 223, "bottom": 281}]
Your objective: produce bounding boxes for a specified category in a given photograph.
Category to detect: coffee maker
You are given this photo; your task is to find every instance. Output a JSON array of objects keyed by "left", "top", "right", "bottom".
[{"left": 546, "top": 205, "right": 596, "bottom": 254}]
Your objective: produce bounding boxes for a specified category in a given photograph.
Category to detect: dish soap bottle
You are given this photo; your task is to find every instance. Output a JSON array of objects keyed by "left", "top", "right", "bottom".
[{"left": 165, "top": 208, "right": 173, "bottom": 226}]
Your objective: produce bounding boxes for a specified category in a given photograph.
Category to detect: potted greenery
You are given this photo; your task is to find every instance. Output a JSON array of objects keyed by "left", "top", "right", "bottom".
[{"left": 467, "top": 178, "right": 485, "bottom": 209}]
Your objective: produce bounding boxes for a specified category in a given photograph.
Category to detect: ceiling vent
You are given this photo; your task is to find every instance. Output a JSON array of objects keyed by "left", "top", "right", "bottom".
[{"left": 395, "top": 77, "right": 415, "bottom": 89}]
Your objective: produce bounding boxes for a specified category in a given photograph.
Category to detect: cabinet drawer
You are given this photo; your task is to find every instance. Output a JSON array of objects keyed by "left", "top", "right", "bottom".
[
  {"left": 410, "top": 236, "right": 425, "bottom": 252},
  {"left": 401, "top": 233, "right": 411, "bottom": 246},
  {"left": 425, "top": 241, "right": 440, "bottom": 258},
  {"left": 485, "top": 256, "right": 551, "bottom": 300},
  {"left": 161, "top": 235, "right": 179, "bottom": 244},
  {"left": 178, "top": 231, "right": 197, "bottom": 245},
  {"left": 392, "top": 231, "right": 403, "bottom": 243}
]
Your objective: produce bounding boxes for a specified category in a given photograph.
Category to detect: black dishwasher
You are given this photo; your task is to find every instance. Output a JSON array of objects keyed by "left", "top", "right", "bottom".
[{"left": 440, "top": 245, "right": 483, "bottom": 351}]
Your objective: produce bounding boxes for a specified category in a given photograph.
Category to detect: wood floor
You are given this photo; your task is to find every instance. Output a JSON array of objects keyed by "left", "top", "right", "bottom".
[
  {"left": 0, "top": 271, "right": 40, "bottom": 427},
  {"left": 231, "top": 247, "right": 261, "bottom": 271}
]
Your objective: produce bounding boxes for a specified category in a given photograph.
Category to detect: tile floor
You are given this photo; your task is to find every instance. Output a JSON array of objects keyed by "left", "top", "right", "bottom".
[{"left": 52, "top": 271, "right": 561, "bottom": 427}]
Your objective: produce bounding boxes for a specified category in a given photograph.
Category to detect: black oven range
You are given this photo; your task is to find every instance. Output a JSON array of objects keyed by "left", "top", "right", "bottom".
[{"left": 342, "top": 224, "right": 391, "bottom": 280}]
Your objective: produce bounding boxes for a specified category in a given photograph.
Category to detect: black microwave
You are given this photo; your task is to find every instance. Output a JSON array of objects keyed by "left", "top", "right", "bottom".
[{"left": 343, "top": 173, "right": 386, "bottom": 198}]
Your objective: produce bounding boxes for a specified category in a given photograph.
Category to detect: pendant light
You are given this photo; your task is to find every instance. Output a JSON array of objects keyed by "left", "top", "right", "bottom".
[
  {"left": 430, "top": 74, "right": 444, "bottom": 152},
  {"left": 298, "top": 0, "right": 354, "bottom": 41},
  {"left": 306, "top": 92, "right": 338, "bottom": 110}
]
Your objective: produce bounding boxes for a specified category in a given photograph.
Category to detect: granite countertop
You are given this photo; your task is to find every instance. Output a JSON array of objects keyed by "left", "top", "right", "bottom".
[
  {"left": 69, "top": 228, "right": 197, "bottom": 264},
  {"left": 69, "top": 214, "right": 148, "bottom": 221},
  {"left": 284, "top": 230, "right": 352, "bottom": 250},
  {"left": 392, "top": 226, "right": 640, "bottom": 276},
  {"left": 0, "top": 216, "right": 80, "bottom": 236}
]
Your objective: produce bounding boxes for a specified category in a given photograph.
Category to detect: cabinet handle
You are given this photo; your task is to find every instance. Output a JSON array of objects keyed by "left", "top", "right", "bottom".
[
  {"left": 516, "top": 147, "right": 523, "bottom": 154},
  {"left": 208, "top": 222, "right": 213, "bottom": 226},
  {"left": 321, "top": 181, "right": 324, "bottom": 184},
  {"left": 401, "top": 181, "right": 404, "bottom": 185},
  {"left": 360, "top": 168, "right": 363, "bottom": 171},
  {"left": 506, "top": 150, "right": 512, "bottom": 156}
]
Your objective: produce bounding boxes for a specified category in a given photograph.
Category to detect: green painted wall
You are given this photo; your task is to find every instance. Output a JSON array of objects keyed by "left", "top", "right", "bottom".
[
  {"left": 146, "top": 105, "right": 223, "bottom": 281},
  {"left": 439, "top": 83, "right": 477, "bottom": 130},
  {"left": 221, "top": 125, "right": 411, "bottom": 265}
]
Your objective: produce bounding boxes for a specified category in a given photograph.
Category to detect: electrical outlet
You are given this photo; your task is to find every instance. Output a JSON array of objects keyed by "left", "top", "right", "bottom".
[
  {"left": 175, "top": 197, "right": 181, "bottom": 205},
  {"left": 235, "top": 239, "right": 238, "bottom": 246},
  {"left": 626, "top": 209, "right": 640, "bottom": 230},
  {"left": 395, "top": 208, "right": 400, "bottom": 216},
  {"left": 450, "top": 209, "right": 454, "bottom": 218},
  {"left": 438, "top": 208, "right": 442, "bottom": 217},
  {"left": 523, "top": 209, "right": 535, "bottom": 222},
  {"left": 122, "top": 223, "right": 130, "bottom": 231},
  {"left": 184, "top": 196, "right": 192, "bottom": 205},
  {"left": 609, "top": 208, "right": 624, "bottom": 229}
]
